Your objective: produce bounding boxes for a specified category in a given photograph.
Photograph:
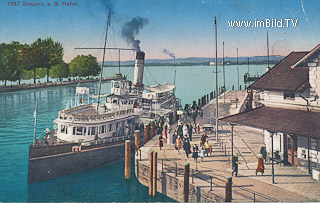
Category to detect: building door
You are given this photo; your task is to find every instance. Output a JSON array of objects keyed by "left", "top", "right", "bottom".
[{"left": 287, "top": 135, "right": 298, "bottom": 166}]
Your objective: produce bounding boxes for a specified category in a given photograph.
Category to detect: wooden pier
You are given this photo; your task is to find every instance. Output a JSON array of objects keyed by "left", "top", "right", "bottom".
[{"left": 134, "top": 90, "right": 319, "bottom": 202}]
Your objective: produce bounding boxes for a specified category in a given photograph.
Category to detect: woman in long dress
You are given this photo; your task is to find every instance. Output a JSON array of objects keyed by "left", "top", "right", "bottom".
[
  {"left": 256, "top": 154, "right": 264, "bottom": 175},
  {"left": 159, "top": 135, "right": 163, "bottom": 150},
  {"left": 177, "top": 136, "right": 182, "bottom": 154}
]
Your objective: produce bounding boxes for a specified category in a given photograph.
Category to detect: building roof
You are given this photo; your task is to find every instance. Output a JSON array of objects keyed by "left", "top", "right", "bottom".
[
  {"left": 219, "top": 106, "right": 320, "bottom": 139},
  {"left": 249, "top": 52, "right": 309, "bottom": 92},
  {"left": 291, "top": 44, "right": 320, "bottom": 69}
]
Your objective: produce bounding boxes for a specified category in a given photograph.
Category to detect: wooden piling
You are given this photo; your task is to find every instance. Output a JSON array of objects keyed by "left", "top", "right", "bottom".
[
  {"left": 240, "top": 85, "right": 242, "bottom": 90},
  {"left": 144, "top": 124, "right": 149, "bottom": 144},
  {"left": 210, "top": 92, "right": 213, "bottom": 100},
  {"left": 232, "top": 85, "right": 234, "bottom": 90},
  {"left": 206, "top": 94, "right": 209, "bottom": 103},
  {"left": 124, "top": 140, "right": 131, "bottom": 179},
  {"left": 150, "top": 120, "right": 155, "bottom": 138},
  {"left": 149, "top": 151, "right": 154, "bottom": 196},
  {"left": 184, "top": 163, "right": 190, "bottom": 202},
  {"left": 198, "top": 99, "right": 201, "bottom": 107},
  {"left": 152, "top": 152, "right": 158, "bottom": 197},
  {"left": 134, "top": 130, "right": 140, "bottom": 152},
  {"left": 214, "top": 90, "right": 216, "bottom": 98},
  {"left": 225, "top": 176, "right": 232, "bottom": 202}
]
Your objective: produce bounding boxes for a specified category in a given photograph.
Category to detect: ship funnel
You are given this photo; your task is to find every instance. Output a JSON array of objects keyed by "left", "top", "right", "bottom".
[{"left": 133, "top": 51, "right": 145, "bottom": 87}]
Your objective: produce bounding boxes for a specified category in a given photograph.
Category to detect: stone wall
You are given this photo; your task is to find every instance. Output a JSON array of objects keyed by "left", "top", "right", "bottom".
[{"left": 135, "top": 159, "right": 224, "bottom": 202}]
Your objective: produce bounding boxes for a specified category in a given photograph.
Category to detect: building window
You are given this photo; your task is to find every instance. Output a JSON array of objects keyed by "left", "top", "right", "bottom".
[
  {"left": 116, "top": 122, "right": 119, "bottom": 129},
  {"left": 284, "top": 92, "right": 295, "bottom": 100},
  {"left": 108, "top": 124, "right": 113, "bottom": 132},
  {"left": 83, "top": 127, "right": 86, "bottom": 135}
]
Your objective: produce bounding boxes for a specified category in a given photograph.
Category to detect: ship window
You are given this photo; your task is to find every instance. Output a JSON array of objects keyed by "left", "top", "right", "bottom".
[
  {"left": 76, "top": 127, "right": 83, "bottom": 135},
  {"left": 113, "top": 82, "right": 120, "bottom": 88},
  {"left": 61, "top": 125, "right": 66, "bottom": 133},
  {"left": 100, "top": 125, "right": 105, "bottom": 134},
  {"left": 91, "top": 127, "right": 96, "bottom": 135},
  {"left": 108, "top": 124, "right": 112, "bottom": 132}
]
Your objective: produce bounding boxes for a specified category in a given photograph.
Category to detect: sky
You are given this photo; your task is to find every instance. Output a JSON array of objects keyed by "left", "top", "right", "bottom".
[{"left": 1, "top": 0, "right": 320, "bottom": 62}]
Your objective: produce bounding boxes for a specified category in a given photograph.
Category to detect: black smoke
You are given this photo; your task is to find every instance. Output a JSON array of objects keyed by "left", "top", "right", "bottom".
[
  {"left": 121, "top": 17, "right": 149, "bottom": 52},
  {"left": 163, "top": 48, "right": 175, "bottom": 59}
]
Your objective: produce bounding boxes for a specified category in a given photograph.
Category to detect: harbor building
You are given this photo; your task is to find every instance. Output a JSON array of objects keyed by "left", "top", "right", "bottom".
[{"left": 221, "top": 44, "right": 320, "bottom": 180}]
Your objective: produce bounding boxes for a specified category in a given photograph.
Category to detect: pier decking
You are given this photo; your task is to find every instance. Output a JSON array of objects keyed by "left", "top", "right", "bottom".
[{"left": 135, "top": 90, "right": 320, "bottom": 202}]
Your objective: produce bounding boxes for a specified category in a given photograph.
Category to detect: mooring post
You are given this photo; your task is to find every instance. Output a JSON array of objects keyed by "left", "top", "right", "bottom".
[
  {"left": 225, "top": 176, "right": 232, "bottom": 202},
  {"left": 144, "top": 124, "right": 149, "bottom": 144},
  {"left": 124, "top": 140, "right": 131, "bottom": 179},
  {"left": 210, "top": 176, "right": 213, "bottom": 191},
  {"left": 162, "top": 159, "right": 164, "bottom": 172},
  {"left": 149, "top": 151, "right": 154, "bottom": 196},
  {"left": 184, "top": 163, "right": 190, "bottom": 202},
  {"left": 152, "top": 152, "right": 157, "bottom": 197},
  {"left": 134, "top": 130, "right": 140, "bottom": 154},
  {"left": 192, "top": 169, "right": 194, "bottom": 184},
  {"left": 175, "top": 162, "right": 178, "bottom": 176},
  {"left": 253, "top": 192, "right": 256, "bottom": 202},
  {"left": 150, "top": 120, "right": 155, "bottom": 138}
]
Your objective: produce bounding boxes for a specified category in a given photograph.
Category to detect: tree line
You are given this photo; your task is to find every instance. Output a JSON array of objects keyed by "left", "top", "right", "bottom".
[{"left": 0, "top": 38, "right": 100, "bottom": 86}]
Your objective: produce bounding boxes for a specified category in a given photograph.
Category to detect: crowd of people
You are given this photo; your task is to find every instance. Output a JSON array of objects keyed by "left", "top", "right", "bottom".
[{"left": 158, "top": 117, "right": 213, "bottom": 163}]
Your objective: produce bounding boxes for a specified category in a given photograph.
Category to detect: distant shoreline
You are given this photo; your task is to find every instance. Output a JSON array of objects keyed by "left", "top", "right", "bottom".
[{"left": 0, "top": 78, "right": 116, "bottom": 94}]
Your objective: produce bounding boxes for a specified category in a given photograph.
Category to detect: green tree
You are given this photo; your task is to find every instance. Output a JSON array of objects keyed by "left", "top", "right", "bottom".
[
  {"left": 69, "top": 54, "right": 100, "bottom": 79},
  {"left": 0, "top": 43, "right": 20, "bottom": 86},
  {"left": 31, "top": 38, "right": 63, "bottom": 84},
  {"left": 51, "top": 62, "right": 69, "bottom": 81}
]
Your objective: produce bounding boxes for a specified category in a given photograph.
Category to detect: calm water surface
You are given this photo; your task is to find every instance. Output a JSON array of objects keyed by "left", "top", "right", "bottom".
[{"left": 0, "top": 65, "right": 267, "bottom": 202}]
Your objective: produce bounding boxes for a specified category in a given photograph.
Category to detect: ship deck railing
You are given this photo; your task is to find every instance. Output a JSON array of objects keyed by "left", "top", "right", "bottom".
[
  {"left": 59, "top": 108, "right": 135, "bottom": 122},
  {"left": 80, "top": 134, "right": 134, "bottom": 147}
]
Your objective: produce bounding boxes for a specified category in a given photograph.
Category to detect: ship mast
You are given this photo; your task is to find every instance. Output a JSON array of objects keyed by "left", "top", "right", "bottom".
[
  {"left": 33, "top": 97, "right": 38, "bottom": 145},
  {"left": 96, "top": 11, "right": 111, "bottom": 114},
  {"left": 214, "top": 16, "right": 219, "bottom": 141}
]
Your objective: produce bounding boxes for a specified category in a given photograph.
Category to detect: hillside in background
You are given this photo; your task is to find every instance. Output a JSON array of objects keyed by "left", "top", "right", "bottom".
[{"left": 101, "top": 55, "right": 284, "bottom": 67}]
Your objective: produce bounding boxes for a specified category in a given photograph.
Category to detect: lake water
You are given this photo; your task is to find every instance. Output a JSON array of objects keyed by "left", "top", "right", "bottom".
[{"left": 0, "top": 64, "right": 268, "bottom": 202}]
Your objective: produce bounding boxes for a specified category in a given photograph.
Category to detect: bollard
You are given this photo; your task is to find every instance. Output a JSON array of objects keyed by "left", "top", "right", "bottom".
[
  {"left": 184, "top": 163, "right": 190, "bottom": 202},
  {"left": 253, "top": 192, "right": 256, "bottom": 202},
  {"left": 192, "top": 169, "right": 194, "bottom": 184},
  {"left": 152, "top": 152, "right": 157, "bottom": 197},
  {"left": 210, "top": 176, "right": 213, "bottom": 191},
  {"left": 134, "top": 130, "right": 140, "bottom": 153},
  {"left": 149, "top": 151, "right": 154, "bottom": 196},
  {"left": 162, "top": 159, "right": 164, "bottom": 172},
  {"left": 124, "top": 140, "right": 131, "bottom": 179},
  {"left": 150, "top": 120, "right": 155, "bottom": 138},
  {"left": 225, "top": 176, "right": 232, "bottom": 202},
  {"left": 175, "top": 162, "right": 178, "bottom": 176},
  {"left": 144, "top": 124, "right": 149, "bottom": 144}
]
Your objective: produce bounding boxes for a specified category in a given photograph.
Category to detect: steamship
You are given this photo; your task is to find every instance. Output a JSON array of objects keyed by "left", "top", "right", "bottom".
[{"left": 28, "top": 15, "right": 179, "bottom": 183}]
